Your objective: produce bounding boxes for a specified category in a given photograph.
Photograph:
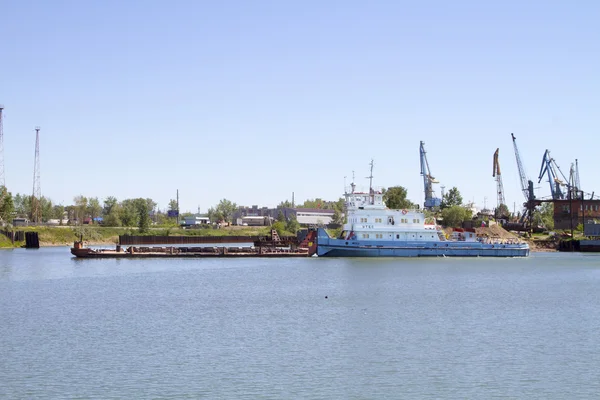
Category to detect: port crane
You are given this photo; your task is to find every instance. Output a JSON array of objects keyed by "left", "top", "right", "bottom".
[
  {"left": 420, "top": 141, "right": 441, "bottom": 209},
  {"left": 492, "top": 148, "right": 507, "bottom": 215},
  {"left": 511, "top": 133, "right": 537, "bottom": 227},
  {"left": 538, "top": 150, "right": 567, "bottom": 200},
  {"left": 569, "top": 160, "right": 582, "bottom": 199}
]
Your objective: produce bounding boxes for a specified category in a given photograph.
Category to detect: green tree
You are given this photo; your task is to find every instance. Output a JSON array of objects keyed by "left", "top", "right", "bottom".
[
  {"left": 13, "top": 193, "right": 30, "bottom": 217},
  {"left": 138, "top": 200, "right": 151, "bottom": 233},
  {"left": 277, "top": 210, "right": 285, "bottom": 223},
  {"left": 52, "top": 204, "right": 65, "bottom": 221},
  {"left": 207, "top": 207, "right": 222, "bottom": 223},
  {"left": 285, "top": 214, "right": 300, "bottom": 233},
  {"left": 0, "top": 187, "right": 15, "bottom": 222},
  {"left": 441, "top": 187, "right": 463, "bottom": 209},
  {"left": 534, "top": 202, "right": 554, "bottom": 230},
  {"left": 441, "top": 205, "right": 471, "bottom": 228},
  {"left": 168, "top": 199, "right": 178, "bottom": 211},
  {"left": 119, "top": 199, "right": 139, "bottom": 226},
  {"left": 214, "top": 199, "right": 237, "bottom": 224},
  {"left": 40, "top": 196, "right": 53, "bottom": 222},
  {"left": 103, "top": 196, "right": 118, "bottom": 215},
  {"left": 332, "top": 208, "right": 344, "bottom": 225},
  {"left": 103, "top": 209, "right": 122, "bottom": 227},
  {"left": 87, "top": 197, "right": 102, "bottom": 224},
  {"left": 278, "top": 200, "right": 292, "bottom": 208},
  {"left": 73, "top": 195, "right": 88, "bottom": 224},
  {"left": 383, "top": 186, "right": 414, "bottom": 209}
]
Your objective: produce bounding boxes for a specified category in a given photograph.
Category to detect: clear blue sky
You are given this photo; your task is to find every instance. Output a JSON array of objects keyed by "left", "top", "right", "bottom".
[{"left": 1, "top": 0, "right": 598, "bottom": 213}]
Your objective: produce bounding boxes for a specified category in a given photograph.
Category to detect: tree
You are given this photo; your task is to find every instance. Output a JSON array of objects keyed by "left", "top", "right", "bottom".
[
  {"left": 168, "top": 199, "right": 178, "bottom": 211},
  {"left": 52, "top": 204, "right": 65, "bottom": 221},
  {"left": 278, "top": 200, "right": 292, "bottom": 208},
  {"left": 88, "top": 197, "right": 102, "bottom": 224},
  {"left": 40, "top": 196, "right": 53, "bottom": 222},
  {"left": 277, "top": 211, "right": 285, "bottom": 223},
  {"left": 285, "top": 214, "right": 300, "bottom": 233},
  {"left": 138, "top": 200, "right": 151, "bottom": 233},
  {"left": 73, "top": 195, "right": 88, "bottom": 224},
  {"left": 103, "top": 209, "right": 122, "bottom": 227},
  {"left": 0, "top": 187, "right": 14, "bottom": 222},
  {"left": 207, "top": 207, "right": 222, "bottom": 223},
  {"left": 441, "top": 187, "right": 462, "bottom": 209},
  {"left": 103, "top": 196, "right": 118, "bottom": 215},
  {"left": 214, "top": 199, "right": 237, "bottom": 224},
  {"left": 13, "top": 194, "right": 30, "bottom": 218},
  {"left": 332, "top": 208, "right": 344, "bottom": 225},
  {"left": 534, "top": 202, "right": 554, "bottom": 230},
  {"left": 441, "top": 205, "right": 471, "bottom": 228},
  {"left": 119, "top": 199, "right": 139, "bottom": 227},
  {"left": 383, "top": 186, "right": 414, "bottom": 210}
]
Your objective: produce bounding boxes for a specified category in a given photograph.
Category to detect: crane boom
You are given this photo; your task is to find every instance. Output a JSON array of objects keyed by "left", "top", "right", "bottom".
[
  {"left": 538, "top": 149, "right": 565, "bottom": 200},
  {"left": 511, "top": 133, "right": 530, "bottom": 202},
  {"left": 493, "top": 148, "right": 506, "bottom": 208},
  {"left": 419, "top": 141, "right": 441, "bottom": 209}
]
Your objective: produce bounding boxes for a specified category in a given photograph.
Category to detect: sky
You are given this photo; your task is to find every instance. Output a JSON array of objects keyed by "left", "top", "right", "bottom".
[{"left": 1, "top": 0, "right": 599, "bottom": 213}]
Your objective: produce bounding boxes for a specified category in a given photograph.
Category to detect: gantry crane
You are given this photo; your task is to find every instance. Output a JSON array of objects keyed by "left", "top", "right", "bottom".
[
  {"left": 538, "top": 150, "right": 567, "bottom": 200},
  {"left": 569, "top": 159, "right": 582, "bottom": 199},
  {"left": 511, "top": 133, "right": 537, "bottom": 227},
  {"left": 492, "top": 148, "right": 506, "bottom": 216},
  {"left": 420, "top": 141, "right": 441, "bottom": 209}
]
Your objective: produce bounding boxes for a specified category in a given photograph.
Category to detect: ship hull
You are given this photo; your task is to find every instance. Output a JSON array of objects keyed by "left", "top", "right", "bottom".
[{"left": 316, "top": 229, "right": 529, "bottom": 257}]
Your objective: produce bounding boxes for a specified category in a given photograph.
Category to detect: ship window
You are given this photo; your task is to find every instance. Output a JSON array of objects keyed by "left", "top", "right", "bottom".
[{"left": 396, "top": 234, "right": 399, "bottom": 239}]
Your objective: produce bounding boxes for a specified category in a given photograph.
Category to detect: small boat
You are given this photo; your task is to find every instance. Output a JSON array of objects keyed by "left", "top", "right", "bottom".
[{"left": 315, "top": 185, "right": 529, "bottom": 258}]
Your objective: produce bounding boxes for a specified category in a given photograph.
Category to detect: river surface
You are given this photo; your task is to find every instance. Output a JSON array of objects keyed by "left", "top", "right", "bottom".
[{"left": 1, "top": 248, "right": 599, "bottom": 399}]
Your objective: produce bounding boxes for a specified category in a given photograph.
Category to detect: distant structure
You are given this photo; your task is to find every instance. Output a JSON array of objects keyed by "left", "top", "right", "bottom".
[
  {"left": 492, "top": 148, "right": 506, "bottom": 209},
  {"left": 419, "top": 141, "right": 441, "bottom": 209},
  {"left": 31, "top": 127, "right": 41, "bottom": 224},
  {"left": 0, "top": 105, "right": 5, "bottom": 189}
]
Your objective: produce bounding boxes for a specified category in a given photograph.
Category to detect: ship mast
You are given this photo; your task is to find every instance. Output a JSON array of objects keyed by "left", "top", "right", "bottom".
[{"left": 367, "top": 159, "right": 374, "bottom": 204}]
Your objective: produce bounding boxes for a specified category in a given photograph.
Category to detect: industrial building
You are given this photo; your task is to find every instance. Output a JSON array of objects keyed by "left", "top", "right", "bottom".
[{"left": 552, "top": 199, "right": 600, "bottom": 230}]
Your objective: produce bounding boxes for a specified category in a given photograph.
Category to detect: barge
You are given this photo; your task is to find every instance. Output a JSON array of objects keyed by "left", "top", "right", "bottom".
[{"left": 71, "top": 230, "right": 317, "bottom": 258}]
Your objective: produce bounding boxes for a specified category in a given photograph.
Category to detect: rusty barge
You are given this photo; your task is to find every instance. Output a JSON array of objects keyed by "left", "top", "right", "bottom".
[{"left": 71, "top": 230, "right": 318, "bottom": 259}]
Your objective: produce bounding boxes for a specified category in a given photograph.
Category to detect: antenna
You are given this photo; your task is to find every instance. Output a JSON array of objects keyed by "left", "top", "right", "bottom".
[
  {"left": 367, "top": 159, "right": 374, "bottom": 193},
  {"left": 351, "top": 170, "right": 356, "bottom": 193},
  {"left": 31, "top": 126, "right": 41, "bottom": 224},
  {"left": 0, "top": 105, "right": 5, "bottom": 190}
]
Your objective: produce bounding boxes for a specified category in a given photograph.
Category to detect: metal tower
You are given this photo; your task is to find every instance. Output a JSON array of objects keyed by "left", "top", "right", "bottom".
[
  {"left": 419, "top": 141, "right": 441, "bottom": 209},
  {"left": 511, "top": 133, "right": 536, "bottom": 226},
  {"left": 0, "top": 105, "right": 5, "bottom": 189},
  {"left": 31, "top": 127, "right": 41, "bottom": 224}
]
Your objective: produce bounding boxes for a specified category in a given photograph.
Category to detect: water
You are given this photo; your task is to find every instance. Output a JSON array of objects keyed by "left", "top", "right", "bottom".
[{"left": 1, "top": 248, "right": 600, "bottom": 399}]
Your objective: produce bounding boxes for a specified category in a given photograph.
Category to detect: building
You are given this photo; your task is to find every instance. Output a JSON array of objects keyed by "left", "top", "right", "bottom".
[
  {"left": 237, "top": 216, "right": 268, "bottom": 226},
  {"left": 552, "top": 199, "right": 600, "bottom": 230},
  {"left": 181, "top": 215, "right": 210, "bottom": 227}
]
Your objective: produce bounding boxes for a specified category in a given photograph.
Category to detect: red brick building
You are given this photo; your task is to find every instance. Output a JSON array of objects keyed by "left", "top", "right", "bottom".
[{"left": 553, "top": 199, "right": 600, "bottom": 229}]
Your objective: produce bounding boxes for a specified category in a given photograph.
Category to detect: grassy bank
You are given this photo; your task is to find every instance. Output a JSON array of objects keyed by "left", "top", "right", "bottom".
[{"left": 1, "top": 225, "right": 275, "bottom": 247}]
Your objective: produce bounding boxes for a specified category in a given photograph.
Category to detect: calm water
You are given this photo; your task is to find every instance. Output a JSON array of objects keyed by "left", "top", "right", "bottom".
[{"left": 1, "top": 248, "right": 600, "bottom": 399}]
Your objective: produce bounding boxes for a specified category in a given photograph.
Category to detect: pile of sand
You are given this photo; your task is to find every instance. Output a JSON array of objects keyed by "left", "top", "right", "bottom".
[{"left": 475, "top": 225, "right": 519, "bottom": 239}]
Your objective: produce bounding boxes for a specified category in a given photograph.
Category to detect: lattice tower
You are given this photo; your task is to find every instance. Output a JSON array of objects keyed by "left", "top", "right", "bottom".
[
  {"left": 0, "top": 105, "right": 5, "bottom": 206},
  {"left": 32, "top": 127, "right": 41, "bottom": 224}
]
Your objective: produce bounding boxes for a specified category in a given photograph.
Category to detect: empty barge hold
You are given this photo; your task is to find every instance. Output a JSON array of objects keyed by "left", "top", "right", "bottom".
[{"left": 70, "top": 230, "right": 318, "bottom": 259}]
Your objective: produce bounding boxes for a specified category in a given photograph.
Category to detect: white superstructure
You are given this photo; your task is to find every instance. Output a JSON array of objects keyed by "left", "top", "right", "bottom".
[{"left": 342, "top": 189, "right": 456, "bottom": 243}]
